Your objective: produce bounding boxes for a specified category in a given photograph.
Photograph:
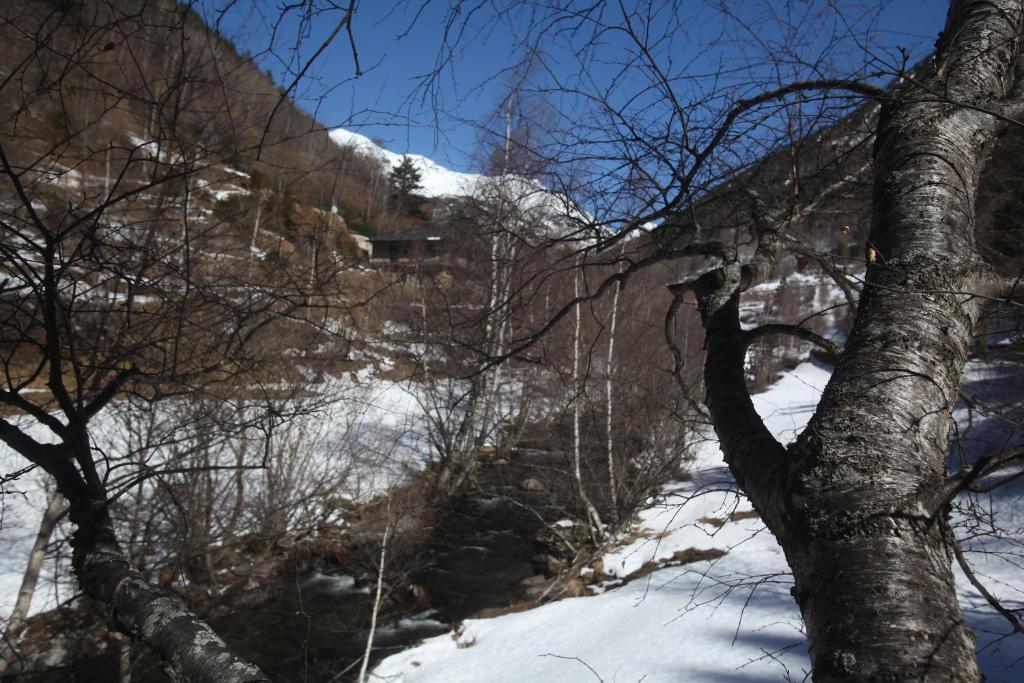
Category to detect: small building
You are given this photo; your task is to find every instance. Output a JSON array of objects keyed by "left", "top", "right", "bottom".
[{"left": 370, "top": 226, "right": 448, "bottom": 264}]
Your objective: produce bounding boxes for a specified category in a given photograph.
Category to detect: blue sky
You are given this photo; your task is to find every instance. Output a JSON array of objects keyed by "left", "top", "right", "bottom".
[{"left": 210, "top": 1, "right": 948, "bottom": 174}]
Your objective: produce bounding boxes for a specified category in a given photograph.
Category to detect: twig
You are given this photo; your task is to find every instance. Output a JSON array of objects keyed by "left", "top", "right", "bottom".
[
  {"left": 539, "top": 653, "right": 605, "bottom": 682},
  {"left": 952, "top": 537, "right": 1024, "bottom": 636}
]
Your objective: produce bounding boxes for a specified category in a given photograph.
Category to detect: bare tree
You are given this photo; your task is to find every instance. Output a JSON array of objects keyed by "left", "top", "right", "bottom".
[
  {"left": 0, "top": 1, "right": 364, "bottom": 678},
  {"left": 3, "top": 0, "right": 1020, "bottom": 680}
]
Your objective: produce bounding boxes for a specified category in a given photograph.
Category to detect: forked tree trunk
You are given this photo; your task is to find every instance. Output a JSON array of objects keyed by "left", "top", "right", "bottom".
[
  {"left": 790, "top": 3, "right": 1019, "bottom": 678},
  {"left": 693, "top": 2, "right": 1022, "bottom": 679}
]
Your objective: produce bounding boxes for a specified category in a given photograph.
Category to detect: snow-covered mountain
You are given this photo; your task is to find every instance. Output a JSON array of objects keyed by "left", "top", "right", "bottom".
[
  {"left": 329, "top": 128, "right": 483, "bottom": 198},
  {"left": 329, "top": 127, "right": 593, "bottom": 240}
]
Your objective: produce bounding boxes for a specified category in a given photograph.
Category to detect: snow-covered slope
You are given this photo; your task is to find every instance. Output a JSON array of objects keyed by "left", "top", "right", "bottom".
[
  {"left": 373, "top": 358, "right": 1024, "bottom": 683},
  {"left": 372, "top": 364, "right": 823, "bottom": 683},
  {"left": 329, "top": 129, "right": 483, "bottom": 198}
]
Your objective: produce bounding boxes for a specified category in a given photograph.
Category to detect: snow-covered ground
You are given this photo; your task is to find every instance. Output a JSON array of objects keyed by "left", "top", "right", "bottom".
[
  {"left": 373, "top": 358, "right": 1024, "bottom": 683},
  {"left": 0, "top": 367, "right": 431, "bottom": 623},
  {"left": 0, "top": 421, "right": 63, "bottom": 622},
  {"left": 2, "top": 348, "right": 1022, "bottom": 681}
]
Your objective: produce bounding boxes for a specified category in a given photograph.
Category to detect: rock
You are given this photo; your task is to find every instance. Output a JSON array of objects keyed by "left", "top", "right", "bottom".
[
  {"left": 402, "top": 583, "right": 432, "bottom": 610},
  {"left": 518, "top": 477, "right": 547, "bottom": 492}
]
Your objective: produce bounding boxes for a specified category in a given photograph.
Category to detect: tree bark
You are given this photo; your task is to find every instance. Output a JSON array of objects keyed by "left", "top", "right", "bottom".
[
  {"left": 358, "top": 506, "right": 391, "bottom": 683},
  {"left": 572, "top": 258, "right": 604, "bottom": 540},
  {"left": 788, "top": 3, "right": 1020, "bottom": 679},
  {"left": 605, "top": 262, "right": 622, "bottom": 522}
]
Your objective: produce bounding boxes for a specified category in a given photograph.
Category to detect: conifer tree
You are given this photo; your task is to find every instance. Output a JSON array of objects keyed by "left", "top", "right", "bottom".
[{"left": 389, "top": 155, "right": 423, "bottom": 197}]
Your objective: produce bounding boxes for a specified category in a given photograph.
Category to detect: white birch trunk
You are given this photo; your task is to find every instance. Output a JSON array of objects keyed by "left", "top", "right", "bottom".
[
  {"left": 605, "top": 263, "right": 623, "bottom": 520},
  {"left": 246, "top": 195, "right": 264, "bottom": 282},
  {"left": 0, "top": 491, "right": 64, "bottom": 674},
  {"left": 358, "top": 510, "right": 391, "bottom": 683}
]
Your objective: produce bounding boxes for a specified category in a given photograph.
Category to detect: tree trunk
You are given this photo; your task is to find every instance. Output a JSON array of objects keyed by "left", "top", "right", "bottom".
[
  {"left": 789, "top": 3, "right": 1020, "bottom": 678},
  {"left": 0, "top": 384, "right": 266, "bottom": 681},
  {"left": 693, "top": 3, "right": 1023, "bottom": 679},
  {"left": 358, "top": 506, "right": 391, "bottom": 683},
  {"left": 605, "top": 262, "right": 622, "bottom": 522}
]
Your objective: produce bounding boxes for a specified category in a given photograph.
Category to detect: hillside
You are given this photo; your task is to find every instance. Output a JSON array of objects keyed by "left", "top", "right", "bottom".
[{"left": 0, "top": 0, "right": 442, "bottom": 266}]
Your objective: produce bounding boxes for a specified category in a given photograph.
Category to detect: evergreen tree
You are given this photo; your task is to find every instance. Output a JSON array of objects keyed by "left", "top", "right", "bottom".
[{"left": 389, "top": 155, "right": 423, "bottom": 196}]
